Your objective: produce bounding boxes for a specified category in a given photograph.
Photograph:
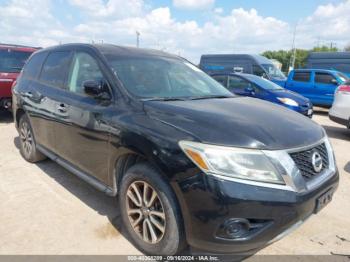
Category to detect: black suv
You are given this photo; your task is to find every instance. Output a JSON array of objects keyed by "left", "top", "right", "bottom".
[{"left": 13, "top": 44, "right": 338, "bottom": 256}]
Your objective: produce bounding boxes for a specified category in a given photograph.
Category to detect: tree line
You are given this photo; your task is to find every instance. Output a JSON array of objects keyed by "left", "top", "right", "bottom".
[{"left": 262, "top": 44, "right": 350, "bottom": 73}]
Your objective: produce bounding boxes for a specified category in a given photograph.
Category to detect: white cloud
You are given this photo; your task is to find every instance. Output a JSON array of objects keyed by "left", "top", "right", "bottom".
[
  {"left": 0, "top": 0, "right": 349, "bottom": 63},
  {"left": 173, "top": 0, "right": 215, "bottom": 10},
  {"left": 213, "top": 7, "right": 223, "bottom": 14},
  {"left": 296, "top": 0, "right": 350, "bottom": 48}
]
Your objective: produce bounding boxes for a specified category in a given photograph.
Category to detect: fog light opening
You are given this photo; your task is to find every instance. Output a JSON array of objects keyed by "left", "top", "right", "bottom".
[
  {"left": 216, "top": 218, "right": 272, "bottom": 240},
  {"left": 224, "top": 219, "right": 250, "bottom": 239}
]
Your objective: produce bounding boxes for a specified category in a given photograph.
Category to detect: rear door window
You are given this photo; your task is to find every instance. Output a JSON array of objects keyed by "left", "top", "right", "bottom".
[
  {"left": 39, "top": 51, "right": 72, "bottom": 88},
  {"left": 212, "top": 75, "right": 228, "bottom": 88},
  {"left": 292, "top": 72, "right": 311, "bottom": 82},
  {"left": 315, "top": 72, "right": 336, "bottom": 84}
]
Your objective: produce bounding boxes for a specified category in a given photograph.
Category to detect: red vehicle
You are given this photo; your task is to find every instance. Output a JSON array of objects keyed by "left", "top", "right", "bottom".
[{"left": 0, "top": 44, "right": 39, "bottom": 110}]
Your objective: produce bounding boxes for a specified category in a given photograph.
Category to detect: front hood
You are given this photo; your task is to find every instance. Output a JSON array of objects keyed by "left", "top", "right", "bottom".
[
  {"left": 270, "top": 89, "right": 310, "bottom": 105},
  {"left": 144, "top": 97, "right": 324, "bottom": 150}
]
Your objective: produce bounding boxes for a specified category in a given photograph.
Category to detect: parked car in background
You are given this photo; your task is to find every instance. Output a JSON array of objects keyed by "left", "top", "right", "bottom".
[
  {"left": 13, "top": 43, "right": 338, "bottom": 257},
  {"left": 0, "top": 44, "right": 39, "bottom": 110},
  {"left": 199, "top": 54, "right": 287, "bottom": 87},
  {"left": 329, "top": 80, "right": 350, "bottom": 128},
  {"left": 285, "top": 69, "right": 348, "bottom": 107},
  {"left": 307, "top": 52, "right": 350, "bottom": 77},
  {"left": 211, "top": 73, "right": 313, "bottom": 117}
]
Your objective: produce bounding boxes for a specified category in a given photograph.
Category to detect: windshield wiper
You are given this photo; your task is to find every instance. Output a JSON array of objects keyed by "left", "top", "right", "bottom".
[
  {"left": 188, "top": 95, "right": 233, "bottom": 100},
  {"left": 142, "top": 97, "right": 187, "bottom": 101}
]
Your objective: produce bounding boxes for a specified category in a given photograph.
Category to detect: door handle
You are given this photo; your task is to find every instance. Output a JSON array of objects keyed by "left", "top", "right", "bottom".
[
  {"left": 24, "top": 92, "right": 33, "bottom": 98},
  {"left": 57, "top": 103, "right": 68, "bottom": 113}
]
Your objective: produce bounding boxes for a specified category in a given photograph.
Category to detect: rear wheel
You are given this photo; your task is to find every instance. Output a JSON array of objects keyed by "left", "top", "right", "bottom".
[
  {"left": 19, "top": 114, "right": 46, "bottom": 163},
  {"left": 119, "top": 162, "right": 186, "bottom": 255}
]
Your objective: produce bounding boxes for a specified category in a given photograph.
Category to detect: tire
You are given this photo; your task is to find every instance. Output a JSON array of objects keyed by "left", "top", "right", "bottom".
[
  {"left": 18, "top": 114, "right": 46, "bottom": 163},
  {"left": 119, "top": 162, "right": 186, "bottom": 255}
]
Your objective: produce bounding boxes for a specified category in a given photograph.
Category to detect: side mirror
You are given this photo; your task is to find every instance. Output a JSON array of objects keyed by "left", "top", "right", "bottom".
[
  {"left": 83, "top": 80, "right": 110, "bottom": 99},
  {"left": 331, "top": 79, "right": 339, "bottom": 85},
  {"left": 245, "top": 86, "right": 255, "bottom": 94}
]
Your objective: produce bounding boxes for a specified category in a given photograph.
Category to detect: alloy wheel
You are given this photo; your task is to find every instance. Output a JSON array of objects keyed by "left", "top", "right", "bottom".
[
  {"left": 20, "top": 121, "right": 33, "bottom": 157},
  {"left": 126, "top": 181, "right": 166, "bottom": 244}
]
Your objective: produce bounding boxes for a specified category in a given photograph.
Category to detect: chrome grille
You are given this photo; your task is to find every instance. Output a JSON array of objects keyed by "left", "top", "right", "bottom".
[{"left": 289, "top": 143, "right": 329, "bottom": 181}]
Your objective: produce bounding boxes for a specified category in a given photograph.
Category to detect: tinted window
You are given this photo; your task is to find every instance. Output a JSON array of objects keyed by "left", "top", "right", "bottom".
[
  {"left": 22, "top": 52, "right": 47, "bottom": 80},
  {"left": 68, "top": 52, "right": 104, "bottom": 94},
  {"left": 0, "top": 49, "right": 33, "bottom": 73},
  {"left": 228, "top": 76, "right": 251, "bottom": 90},
  {"left": 315, "top": 72, "right": 336, "bottom": 84},
  {"left": 292, "top": 72, "right": 311, "bottom": 82},
  {"left": 212, "top": 75, "right": 228, "bottom": 87},
  {"left": 39, "top": 51, "right": 71, "bottom": 88},
  {"left": 252, "top": 65, "right": 266, "bottom": 77}
]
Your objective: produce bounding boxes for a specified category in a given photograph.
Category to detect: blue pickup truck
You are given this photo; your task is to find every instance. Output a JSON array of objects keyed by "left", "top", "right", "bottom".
[{"left": 285, "top": 69, "right": 349, "bottom": 107}]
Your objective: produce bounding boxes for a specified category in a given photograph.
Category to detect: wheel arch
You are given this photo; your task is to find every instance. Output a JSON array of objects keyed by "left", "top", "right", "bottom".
[{"left": 15, "top": 108, "right": 26, "bottom": 128}]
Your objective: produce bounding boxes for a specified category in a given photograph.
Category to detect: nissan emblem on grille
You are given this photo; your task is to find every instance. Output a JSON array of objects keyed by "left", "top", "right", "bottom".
[
  {"left": 311, "top": 151, "right": 323, "bottom": 173},
  {"left": 289, "top": 143, "right": 329, "bottom": 181}
]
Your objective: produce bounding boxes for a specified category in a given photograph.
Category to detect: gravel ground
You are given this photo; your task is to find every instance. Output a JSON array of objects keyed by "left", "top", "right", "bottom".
[{"left": 0, "top": 109, "right": 349, "bottom": 256}]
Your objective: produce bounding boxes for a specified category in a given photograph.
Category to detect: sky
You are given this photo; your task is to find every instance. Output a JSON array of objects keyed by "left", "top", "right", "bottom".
[{"left": 0, "top": 0, "right": 349, "bottom": 63}]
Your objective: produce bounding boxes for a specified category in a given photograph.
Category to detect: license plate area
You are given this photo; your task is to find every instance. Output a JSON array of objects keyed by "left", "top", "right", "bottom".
[
  {"left": 315, "top": 189, "right": 334, "bottom": 213},
  {"left": 308, "top": 109, "right": 313, "bottom": 115}
]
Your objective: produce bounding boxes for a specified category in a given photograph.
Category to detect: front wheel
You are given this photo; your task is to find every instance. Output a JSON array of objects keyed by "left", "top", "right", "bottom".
[{"left": 119, "top": 163, "right": 186, "bottom": 255}]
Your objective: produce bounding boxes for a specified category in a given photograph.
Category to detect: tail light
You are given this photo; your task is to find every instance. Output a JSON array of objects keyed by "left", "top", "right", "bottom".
[{"left": 337, "top": 85, "right": 350, "bottom": 94}]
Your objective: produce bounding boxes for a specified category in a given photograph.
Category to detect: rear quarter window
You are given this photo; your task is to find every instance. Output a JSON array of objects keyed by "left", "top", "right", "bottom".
[
  {"left": 39, "top": 51, "right": 71, "bottom": 88},
  {"left": 292, "top": 72, "right": 311, "bottom": 82},
  {"left": 22, "top": 52, "right": 47, "bottom": 80}
]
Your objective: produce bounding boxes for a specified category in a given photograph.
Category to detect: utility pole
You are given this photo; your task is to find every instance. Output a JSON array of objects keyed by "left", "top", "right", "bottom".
[
  {"left": 330, "top": 42, "right": 337, "bottom": 50},
  {"left": 289, "top": 23, "right": 298, "bottom": 72},
  {"left": 136, "top": 31, "right": 140, "bottom": 48}
]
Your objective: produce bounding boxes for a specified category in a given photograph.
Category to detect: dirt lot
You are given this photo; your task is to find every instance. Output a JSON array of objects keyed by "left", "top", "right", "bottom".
[{"left": 0, "top": 109, "right": 349, "bottom": 256}]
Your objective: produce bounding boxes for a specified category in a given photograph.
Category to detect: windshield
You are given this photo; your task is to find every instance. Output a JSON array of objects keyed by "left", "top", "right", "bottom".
[
  {"left": 105, "top": 55, "right": 233, "bottom": 99},
  {"left": 246, "top": 75, "right": 284, "bottom": 90},
  {"left": 261, "top": 64, "right": 286, "bottom": 79},
  {"left": 0, "top": 49, "right": 33, "bottom": 73},
  {"left": 336, "top": 72, "right": 349, "bottom": 82}
]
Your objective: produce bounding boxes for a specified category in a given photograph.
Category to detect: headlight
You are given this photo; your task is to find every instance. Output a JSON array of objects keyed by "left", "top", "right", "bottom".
[
  {"left": 179, "top": 141, "right": 285, "bottom": 184},
  {"left": 277, "top": 97, "right": 299, "bottom": 106}
]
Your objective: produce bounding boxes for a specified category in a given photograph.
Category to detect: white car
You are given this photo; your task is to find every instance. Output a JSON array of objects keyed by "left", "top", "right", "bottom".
[{"left": 329, "top": 81, "right": 350, "bottom": 128}]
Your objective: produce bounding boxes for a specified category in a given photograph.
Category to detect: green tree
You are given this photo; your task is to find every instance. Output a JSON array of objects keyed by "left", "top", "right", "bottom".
[
  {"left": 262, "top": 50, "right": 291, "bottom": 73},
  {"left": 312, "top": 45, "right": 339, "bottom": 52}
]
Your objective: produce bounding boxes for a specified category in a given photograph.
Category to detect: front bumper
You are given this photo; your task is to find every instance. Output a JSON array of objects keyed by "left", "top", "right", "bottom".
[
  {"left": 282, "top": 104, "right": 313, "bottom": 118},
  {"left": 173, "top": 169, "right": 339, "bottom": 255}
]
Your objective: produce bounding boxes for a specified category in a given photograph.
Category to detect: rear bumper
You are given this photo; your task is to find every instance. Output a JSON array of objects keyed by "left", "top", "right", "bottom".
[{"left": 173, "top": 170, "right": 339, "bottom": 255}]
